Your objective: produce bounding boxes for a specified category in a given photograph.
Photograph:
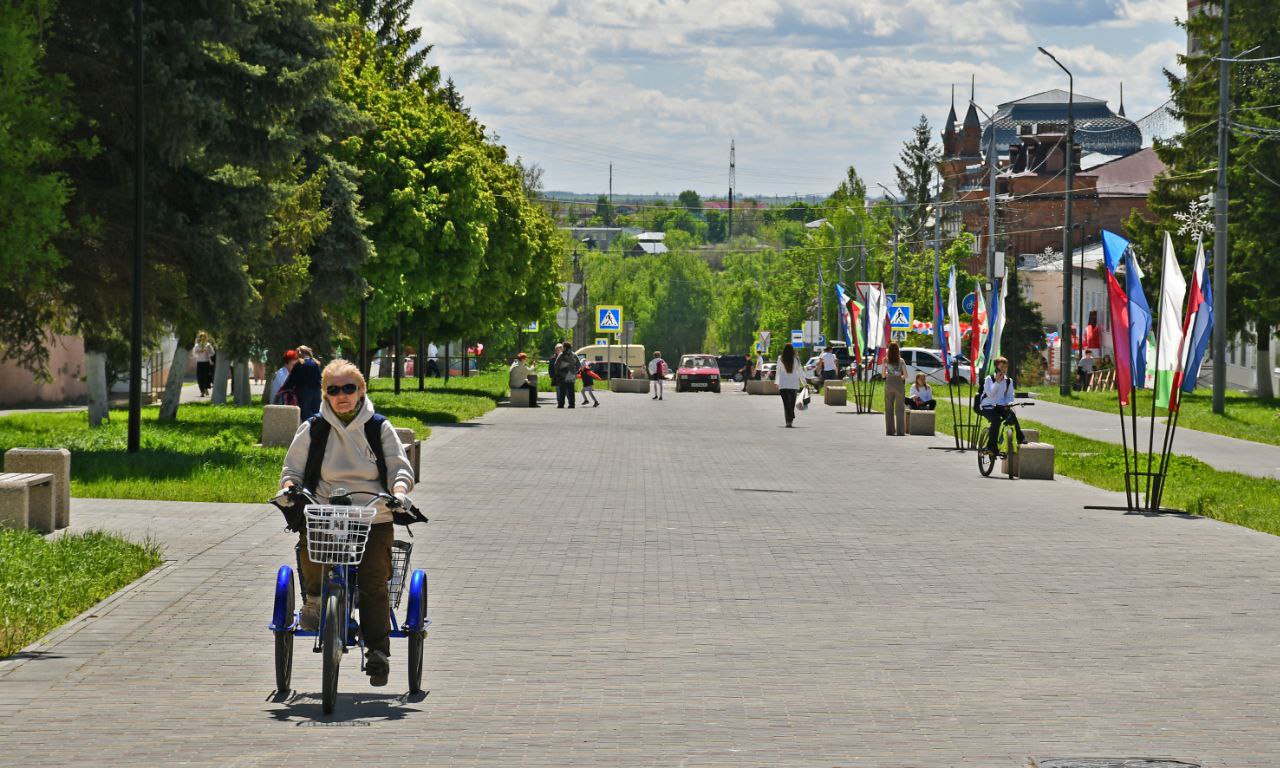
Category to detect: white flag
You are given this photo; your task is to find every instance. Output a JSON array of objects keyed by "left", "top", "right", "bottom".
[
  {"left": 1154, "top": 232, "right": 1187, "bottom": 408},
  {"left": 946, "top": 266, "right": 961, "bottom": 358}
]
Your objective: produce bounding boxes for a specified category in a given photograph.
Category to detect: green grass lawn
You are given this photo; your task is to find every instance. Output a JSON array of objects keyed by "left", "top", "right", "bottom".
[
  {"left": 0, "top": 371, "right": 509, "bottom": 503},
  {"left": 1024, "top": 385, "right": 1280, "bottom": 447},
  {"left": 930, "top": 401, "right": 1280, "bottom": 536},
  {"left": 0, "top": 529, "right": 162, "bottom": 658}
]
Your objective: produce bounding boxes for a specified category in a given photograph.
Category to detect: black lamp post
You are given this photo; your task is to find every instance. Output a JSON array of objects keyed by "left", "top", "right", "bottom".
[
  {"left": 1039, "top": 45, "right": 1074, "bottom": 396},
  {"left": 128, "top": 0, "right": 144, "bottom": 453}
]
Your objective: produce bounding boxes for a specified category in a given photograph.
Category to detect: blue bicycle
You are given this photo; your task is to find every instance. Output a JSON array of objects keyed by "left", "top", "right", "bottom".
[{"left": 269, "top": 487, "right": 430, "bottom": 714}]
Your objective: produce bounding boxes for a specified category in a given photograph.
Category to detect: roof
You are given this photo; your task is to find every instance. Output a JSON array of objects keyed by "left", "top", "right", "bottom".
[
  {"left": 1017, "top": 240, "right": 1106, "bottom": 272},
  {"left": 634, "top": 241, "right": 669, "bottom": 255},
  {"left": 1091, "top": 147, "right": 1165, "bottom": 197},
  {"left": 636, "top": 231, "right": 665, "bottom": 241},
  {"left": 981, "top": 88, "right": 1141, "bottom": 157}
]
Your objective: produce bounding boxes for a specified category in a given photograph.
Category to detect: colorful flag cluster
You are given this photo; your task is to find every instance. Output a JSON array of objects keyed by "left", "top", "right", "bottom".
[{"left": 1100, "top": 229, "right": 1212, "bottom": 409}]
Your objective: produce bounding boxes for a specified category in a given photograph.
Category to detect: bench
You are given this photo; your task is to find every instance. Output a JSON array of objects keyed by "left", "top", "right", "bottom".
[
  {"left": 905, "top": 409, "right": 936, "bottom": 436},
  {"left": 610, "top": 379, "right": 651, "bottom": 394},
  {"left": 0, "top": 472, "right": 56, "bottom": 533},
  {"left": 823, "top": 386, "right": 847, "bottom": 406},
  {"left": 393, "top": 427, "right": 421, "bottom": 482},
  {"left": 261, "top": 405, "right": 301, "bottom": 448},
  {"left": 509, "top": 387, "right": 535, "bottom": 407},
  {"left": 1002, "top": 441, "right": 1055, "bottom": 479},
  {"left": 746, "top": 379, "right": 779, "bottom": 395},
  {"left": 4, "top": 448, "right": 71, "bottom": 529}
]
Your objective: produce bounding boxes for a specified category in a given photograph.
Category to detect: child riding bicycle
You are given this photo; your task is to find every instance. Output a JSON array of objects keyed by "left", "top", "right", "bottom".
[
  {"left": 278, "top": 359, "right": 415, "bottom": 687},
  {"left": 978, "top": 356, "right": 1027, "bottom": 453}
]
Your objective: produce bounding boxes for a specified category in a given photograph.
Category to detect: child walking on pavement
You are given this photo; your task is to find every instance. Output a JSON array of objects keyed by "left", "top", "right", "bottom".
[
  {"left": 648, "top": 351, "right": 667, "bottom": 400},
  {"left": 579, "top": 364, "right": 602, "bottom": 407}
]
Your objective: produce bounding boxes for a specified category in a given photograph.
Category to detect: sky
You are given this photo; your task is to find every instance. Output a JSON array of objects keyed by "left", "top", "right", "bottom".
[{"left": 410, "top": 0, "right": 1187, "bottom": 200}]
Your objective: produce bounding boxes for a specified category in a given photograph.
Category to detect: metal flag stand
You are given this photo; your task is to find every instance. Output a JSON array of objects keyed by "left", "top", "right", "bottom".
[{"left": 932, "top": 362, "right": 981, "bottom": 452}]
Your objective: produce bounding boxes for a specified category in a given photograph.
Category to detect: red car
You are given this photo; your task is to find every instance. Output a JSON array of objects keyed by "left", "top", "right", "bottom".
[{"left": 675, "top": 354, "right": 721, "bottom": 393}]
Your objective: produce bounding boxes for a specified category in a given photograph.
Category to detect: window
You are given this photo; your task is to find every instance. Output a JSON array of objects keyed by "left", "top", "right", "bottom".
[{"left": 916, "top": 351, "right": 943, "bottom": 368}]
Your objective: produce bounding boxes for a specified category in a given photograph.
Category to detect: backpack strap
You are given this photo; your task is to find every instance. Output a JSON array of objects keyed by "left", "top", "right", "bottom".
[
  {"left": 301, "top": 415, "right": 331, "bottom": 493},
  {"left": 364, "top": 413, "right": 389, "bottom": 493}
]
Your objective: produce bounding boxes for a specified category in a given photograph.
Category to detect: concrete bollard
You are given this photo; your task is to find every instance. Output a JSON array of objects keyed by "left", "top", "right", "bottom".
[
  {"left": 4, "top": 448, "right": 72, "bottom": 529},
  {"left": 261, "top": 405, "right": 301, "bottom": 448},
  {"left": 0, "top": 473, "right": 55, "bottom": 533},
  {"left": 610, "top": 379, "right": 651, "bottom": 394},
  {"left": 905, "top": 410, "right": 936, "bottom": 436},
  {"left": 1016, "top": 443, "right": 1055, "bottom": 480},
  {"left": 823, "top": 386, "right": 847, "bottom": 406},
  {"left": 509, "top": 388, "right": 534, "bottom": 407},
  {"left": 746, "top": 379, "right": 780, "bottom": 395}
]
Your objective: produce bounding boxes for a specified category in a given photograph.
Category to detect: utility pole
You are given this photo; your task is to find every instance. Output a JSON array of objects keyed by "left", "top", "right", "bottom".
[
  {"left": 1039, "top": 46, "right": 1074, "bottom": 396},
  {"left": 728, "top": 140, "right": 735, "bottom": 242},
  {"left": 1212, "top": 0, "right": 1230, "bottom": 414},
  {"left": 128, "top": 0, "right": 144, "bottom": 453},
  {"left": 608, "top": 162, "right": 613, "bottom": 222}
]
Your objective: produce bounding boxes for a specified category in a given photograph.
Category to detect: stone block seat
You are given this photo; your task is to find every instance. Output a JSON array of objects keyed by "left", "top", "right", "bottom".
[
  {"left": 509, "top": 387, "right": 535, "bottom": 407},
  {"left": 0, "top": 472, "right": 56, "bottom": 533},
  {"left": 261, "top": 405, "right": 301, "bottom": 448},
  {"left": 999, "top": 431, "right": 1044, "bottom": 477},
  {"left": 393, "top": 427, "right": 421, "bottom": 481},
  {"left": 1016, "top": 442, "right": 1055, "bottom": 480},
  {"left": 823, "top": 386, "right": 847, "bottom": 406},
  {"left": 905, "top": 409, "right": 936, "bottom": 436},
  {"left": 746, "top": 379, "right": 780, "bottom": 395},
  {"left": 4, "top": 448, "right": 71, "bottom": 529},
  {"left": 610, "top": 379, "right": 651, "bottom": 394}
]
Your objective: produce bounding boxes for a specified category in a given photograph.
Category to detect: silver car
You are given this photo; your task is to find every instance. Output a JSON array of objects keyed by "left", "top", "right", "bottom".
[{"left": 898, "top": 347, "right": 971, "bottom": 386}]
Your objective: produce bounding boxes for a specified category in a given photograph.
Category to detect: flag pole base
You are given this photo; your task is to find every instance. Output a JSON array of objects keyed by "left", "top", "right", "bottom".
[{"left": 1083, "top": 504, "right": 1191, "bottom": 516}]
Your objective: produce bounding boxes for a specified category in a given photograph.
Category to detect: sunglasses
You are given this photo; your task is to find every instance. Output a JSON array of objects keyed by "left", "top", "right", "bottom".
[{"left": 325, "top": 383, "right": 360, "bottom": 396}]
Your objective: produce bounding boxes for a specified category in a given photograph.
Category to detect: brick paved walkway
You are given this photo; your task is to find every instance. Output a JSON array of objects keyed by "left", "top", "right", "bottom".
[{"left": 3, "top": 390, "right": 1280, "bottom": 766}]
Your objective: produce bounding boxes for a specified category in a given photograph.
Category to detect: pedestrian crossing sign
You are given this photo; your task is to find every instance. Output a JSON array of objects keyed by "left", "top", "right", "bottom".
[
  {"left": 596, "top": 306, "right": 623, "bottom": 332},
  {"left": 595, "top": 338, "right": 608, "bottom": 346},
  {"left": 520, "top": 321, "right": 539, "bottom": 332},
  {"left": 889, "top": 302, "right": 913, "bottom": 331}
]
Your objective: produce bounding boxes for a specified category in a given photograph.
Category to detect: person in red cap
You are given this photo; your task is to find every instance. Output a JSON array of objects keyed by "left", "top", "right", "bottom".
[{"left": 270, "top": 349, "right": 300, "bottom": 405}]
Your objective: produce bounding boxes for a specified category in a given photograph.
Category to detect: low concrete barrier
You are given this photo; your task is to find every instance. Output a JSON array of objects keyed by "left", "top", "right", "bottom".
[
  {"left": 1017, "top": 443, "right": 1055, "bottom": 480},
  {"left": 509, "top": 387, "right": 535, "bottom": 407},
  {"left": 610, "top": 379, "right": 651, "bottom": 394},
  {"left": 393, "top": 427, "right": 421, "bottom": 482},
  {"left": 4, "top": 448, "right": 71, "bottom": 529},
  {"left": 905, "top": 410, "right": 936, "bottom": 436},
  {"left": 0, "top": 472, "right": 55, "bottom": 532},
  {"left": 746, "top": 379, "right": 779, "bottom": 395},
  {"left": 262, "top": 405, "right": 301, "bottom": 448},
  {"left": 823, "top": 386, "right": 847, "bottom": 406}
]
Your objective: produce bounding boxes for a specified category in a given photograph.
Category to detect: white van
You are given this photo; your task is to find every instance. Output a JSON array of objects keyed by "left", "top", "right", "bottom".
[{"left": 575, "top": 344, "right": 646, "bottom": 378}]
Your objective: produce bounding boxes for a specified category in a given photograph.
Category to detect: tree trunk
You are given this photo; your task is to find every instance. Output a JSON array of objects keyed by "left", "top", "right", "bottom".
[
  {"left": 233, "top": 360, "right": 252, "bottom": 406},
  {"left": 86, "top": 351, "right": 110, "bottom": 427},
  {"left": 158, "top": 344, "right": 190, "bottom": 422},
  {"left": 1257, "top": 324, "right": 1275, "bottom": 399},
  {"left": 211, "top": 353, "right": 231, "bottom": 404}
]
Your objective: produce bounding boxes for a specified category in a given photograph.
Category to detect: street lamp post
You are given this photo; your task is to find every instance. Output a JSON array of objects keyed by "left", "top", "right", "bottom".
[
  {"left": 968, "top": 100, "right": 1000, "bottom": 331},
  {"left": 128, "top": 0, "right": 144, "bottom": 453},
  {"left": 1039, "top": 45, "right": 1075, "bottom": 396}
]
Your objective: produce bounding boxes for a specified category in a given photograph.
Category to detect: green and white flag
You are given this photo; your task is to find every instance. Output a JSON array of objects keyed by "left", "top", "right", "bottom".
[{"left": 1154, "top": 232, "right": 1187, "bottom": 408}]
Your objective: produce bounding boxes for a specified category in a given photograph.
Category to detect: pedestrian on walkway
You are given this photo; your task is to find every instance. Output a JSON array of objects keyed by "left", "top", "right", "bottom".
[
  {"left": 283, "top": 345, "right": 323, "bottom": 419},
  {"left": 192, "top": 332, "right": 215, "bottom": 397},
  {"left": 554, "top": 342, "right": 580, "bottom": 409},
  {"left": 270, "top": 349, "right": 300, "bottom": 405},
  {"left": 279, "top": 359, "right": 414, "bottom": 687},
  {"left": 776, "top": 344, "right": 806, "bottom": 427},
  {"left": 579, "top": 363, "right": 601, "bottom": 407},
  {"left": 648, "top": 351, "right": 667, "bottom": 400},
  {"left": 819, "top": 345, "right": 838, "bottom": 392},
  {"left": 1076, "top": 349, "right": 1095, "bottom": 391},
  {"left": 509, "top": 352, "right": 539, "bottom": 407},
  {"left": 908, "top": 372, "right": 935, "bottom": 410},
  {"left": 882, "top": 342, "right": 907, "bottom": 436},
  {"left": 739, "top": 354, "right": 754, "bottom": 392}
]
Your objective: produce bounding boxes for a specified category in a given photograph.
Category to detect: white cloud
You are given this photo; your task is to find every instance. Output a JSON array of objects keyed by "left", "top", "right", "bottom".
[{"left": 410, "top": 0, "right": 1186, "bottom": 196}]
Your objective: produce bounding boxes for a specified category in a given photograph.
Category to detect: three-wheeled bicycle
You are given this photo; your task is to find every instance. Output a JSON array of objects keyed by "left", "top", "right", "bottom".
[{"left": 269, "top": 486, "right": 430, "bottom": 714}]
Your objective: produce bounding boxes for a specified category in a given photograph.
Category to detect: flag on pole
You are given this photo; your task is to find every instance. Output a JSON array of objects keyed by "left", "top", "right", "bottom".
[
  {"left": 971, "top": 284, "right": 988, "bottom": 381},
  {"left": 933, "top": 268, "right": 950, "bottom": 380},
  {"left": 836, "top": 284, "right": 853, "bottom": 347},
  {"left": 946, "top": 266, "right": 961, "bottom": 362},
  {"left": 864, "top": 284, "right": 886, "bottom": 351},
  {"left": 1101, "top": 230, "right": 1134, "bottom": 405},
  {"left": 1124, "top": 239, "right": 1153, "bottom": 389},
  {"left": 984, "top": 276, "right": 1007, "bottom": 375},
  {"left": 1154, "top": 232, "right": 1187, "bottom": 409},
  {"left": 1176, "top": 236, "right": 1213, "bottom": 405},
  {"left": 849, "top": 297, "right": 865, "bottom": 362}
]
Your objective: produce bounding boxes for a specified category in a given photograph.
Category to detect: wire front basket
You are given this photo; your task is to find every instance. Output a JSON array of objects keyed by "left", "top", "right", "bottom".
[
  {"left": 304, "top": 505, "right": 377, "bottom": 565},
  {"left": 387, "top": 540, "right": 414, "bottom": 608}
]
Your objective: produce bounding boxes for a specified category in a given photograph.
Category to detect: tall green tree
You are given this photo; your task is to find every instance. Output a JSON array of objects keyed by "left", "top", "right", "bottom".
[
  {"left": 892, "top": 114, "right": 939, "bottom": 253},
  {"left": 0, "top": 0, "right": 79, "bottom": 373},
  {"left": 677, "top": 189, "right": 702, "bottom": 214}
]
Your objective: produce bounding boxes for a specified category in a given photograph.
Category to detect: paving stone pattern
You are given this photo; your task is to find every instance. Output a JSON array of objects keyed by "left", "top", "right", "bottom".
[{"left": 3, "top": 390, "right": 1280, "bottom": 766}]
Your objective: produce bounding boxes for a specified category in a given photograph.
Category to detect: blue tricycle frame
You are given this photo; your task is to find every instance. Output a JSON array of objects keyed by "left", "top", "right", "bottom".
[{"left": 270, "top": 546, "right": 430, "bottom": 714}]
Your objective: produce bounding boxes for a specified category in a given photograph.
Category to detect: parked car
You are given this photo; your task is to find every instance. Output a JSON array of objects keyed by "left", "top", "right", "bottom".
[
  {"left": 758, "top": 362, "right": 777, "bottom": 380},
  {"left": 898, "top": 347, "right": 970, "bottom": 386},
  {"left": 675, "top": 354, "right": 721, "bottom": 393},
  {"left": 717, "top": 354, "right": 748, "bottom": 382}
]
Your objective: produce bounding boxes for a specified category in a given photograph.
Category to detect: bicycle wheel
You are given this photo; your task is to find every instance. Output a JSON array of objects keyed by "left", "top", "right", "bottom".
[
  {"left": 273, "top": 566, "right": 295, "bottom": 694},
  {"left": 407, "top": 631, "right": 425, "bottom": 694},
  {"left": 321, "top": 590, "right": 343, "bottom": 715},
  {"left": 977, "top": 436, "right": 996, "bottom": 476}
]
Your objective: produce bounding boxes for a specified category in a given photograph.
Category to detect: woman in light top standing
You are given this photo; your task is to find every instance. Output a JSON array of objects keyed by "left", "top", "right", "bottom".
[
  {"left": 775, "top": 344, "right": 807, "bottom": 427},
  {"left": 908, "top": 372, "right": 935, "bottom": 410},
  {"left": 192, "top": 332, "right": 215, "bottom": 397},
  {"left": 881, "top": 342, "right": 908, "bottom": 436}
]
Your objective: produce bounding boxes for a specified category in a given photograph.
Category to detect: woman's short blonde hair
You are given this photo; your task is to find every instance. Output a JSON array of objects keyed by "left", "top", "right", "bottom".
[{"left": 321, "top": 359, "right": 365, "bottom": 392}]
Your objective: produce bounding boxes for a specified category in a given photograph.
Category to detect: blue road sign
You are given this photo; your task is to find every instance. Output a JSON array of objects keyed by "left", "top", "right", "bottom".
[
  {"left": 790, "top": 329, "right": 803, "bottom": 348},
  {"left": 885, "top": 293, "right": 897, "bottom": 305},
  {"left": 962, "top": 293, "right": 976, "bottom": 314},
  {"left": 596, "top": 306, "right": 623, "bottom": 332},
  {"left": 889, "top": 302, "right": 913, "bottom": 332}
]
